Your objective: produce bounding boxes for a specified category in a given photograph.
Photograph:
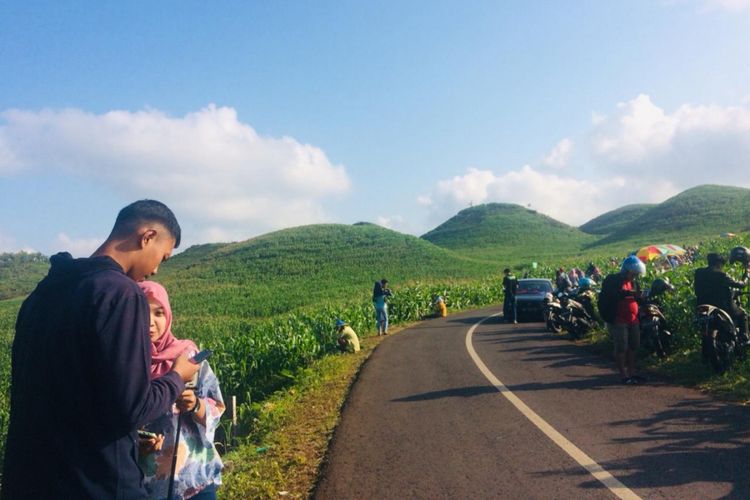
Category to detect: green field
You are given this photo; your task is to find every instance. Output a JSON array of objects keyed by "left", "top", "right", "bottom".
[
  {"left": 0, "top": 253, "right": 48, "bottom": 300},
  {"left": 3, "top": 183, "right": 750, "bottom": 480}
]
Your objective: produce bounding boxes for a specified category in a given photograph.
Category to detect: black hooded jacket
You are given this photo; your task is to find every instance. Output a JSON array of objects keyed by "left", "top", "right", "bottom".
[
  {"left": 2, "top": 253, "right": 184, "bottom": 499},
  {"left": 694, "top": 266, "right": 747, "bottom": 312}
]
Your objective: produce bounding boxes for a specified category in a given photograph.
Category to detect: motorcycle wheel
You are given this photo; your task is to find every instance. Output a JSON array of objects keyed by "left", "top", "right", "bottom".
[
  {"left": 568, "top": 321, "right": 581, "bottom": 340},
  {"left": 653, "top": 324, "right": 668, "bottom": 359},
  {"left": 546, "top": 319, "right": 562, "bottom": 333},
  {"left": 706, "top": 329, "right": 733, "bottom": 374}
]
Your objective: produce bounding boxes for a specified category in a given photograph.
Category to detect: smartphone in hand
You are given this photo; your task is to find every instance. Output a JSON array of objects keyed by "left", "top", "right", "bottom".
[
  {"left": 138, "top": 430, "right": 158, "bottom": 440},
  {"left": 190, "top": 349, "right": 213, "bottom": 364}
]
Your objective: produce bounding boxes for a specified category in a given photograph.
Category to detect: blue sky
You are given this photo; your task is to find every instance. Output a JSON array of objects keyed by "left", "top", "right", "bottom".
[{"left": 2, "top": 0, "right": 750, "bottom": 255}]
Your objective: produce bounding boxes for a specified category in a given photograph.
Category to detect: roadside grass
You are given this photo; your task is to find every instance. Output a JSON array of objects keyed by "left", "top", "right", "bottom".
[{"left": 218, "top": 329, "right": 395, "bottom": 499}]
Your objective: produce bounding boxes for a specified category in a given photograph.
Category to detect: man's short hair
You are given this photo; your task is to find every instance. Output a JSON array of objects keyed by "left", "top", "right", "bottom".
[
  {"left": 504, "top": 268, "right": 511, "bottom": 274},
  {"left": 707, "top": 253, "right": 726, "bottom": 267},
  {"left": 111, "top": 200, "right": 181, "bottom": 248}
]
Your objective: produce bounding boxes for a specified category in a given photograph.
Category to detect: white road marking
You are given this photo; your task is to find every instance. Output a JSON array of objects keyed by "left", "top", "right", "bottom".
[{"left": 465, "top": 313, "right": 641, "bottom": 500}]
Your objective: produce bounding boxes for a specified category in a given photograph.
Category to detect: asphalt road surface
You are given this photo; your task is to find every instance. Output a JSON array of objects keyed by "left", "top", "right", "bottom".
[{"left": 314, "top": 306, "right": 750, "bottom": 499}]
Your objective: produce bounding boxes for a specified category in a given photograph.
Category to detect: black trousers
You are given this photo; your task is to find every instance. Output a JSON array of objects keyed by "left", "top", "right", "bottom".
[{"left": 503, "top": 296, "right": 516, "bottom": 322}]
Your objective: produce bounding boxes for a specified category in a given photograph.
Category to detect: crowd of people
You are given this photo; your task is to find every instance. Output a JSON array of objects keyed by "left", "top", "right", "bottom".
[{"left": 544, "top": 244, "right": 749, "bottom": 385}]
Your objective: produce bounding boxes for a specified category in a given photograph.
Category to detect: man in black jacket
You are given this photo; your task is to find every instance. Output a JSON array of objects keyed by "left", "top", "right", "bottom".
[
  {"left": 502, "top": 268, "right": 519, "bottom": 323},
  {"left": 2, "top": 200, "right": 200, "bottom": 499},
  {"left": 694, "top": 253, "right": 749, "bottom": 344}
]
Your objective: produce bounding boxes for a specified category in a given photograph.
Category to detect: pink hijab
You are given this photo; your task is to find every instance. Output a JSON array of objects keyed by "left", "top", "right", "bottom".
[{"left": 138, "top": 281, "right": 197, "bottom": 379}]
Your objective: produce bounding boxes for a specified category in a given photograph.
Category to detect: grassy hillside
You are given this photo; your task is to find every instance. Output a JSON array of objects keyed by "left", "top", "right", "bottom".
[
  {"left": 0, "top": 253, "right": 48, "bottom": 300},
  {"left": 421, "top": 203, "right": 597, "bottom": 262},
  {"left": 592, "top": 185, "right": 750, "bottom": 246},
  {"left": 579, "top": 204, "right": 656, "bottom": 235},
  {"left": 157, "top": 223, "right": 502, "bottom": 323}
]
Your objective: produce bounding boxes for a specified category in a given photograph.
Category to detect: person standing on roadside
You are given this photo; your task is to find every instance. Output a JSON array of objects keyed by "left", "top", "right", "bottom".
[
  {"left": 597, "top": 255, "right": 646, "bottom": 385},
  {"left": 373, "top": 278, "right": 393, "bottom": 335},
  {"left": 502, "top": 268, "right": 519, "bottom": 324},
  {"left": 2, "top": 200, "right": 200, "bottom": 499}
]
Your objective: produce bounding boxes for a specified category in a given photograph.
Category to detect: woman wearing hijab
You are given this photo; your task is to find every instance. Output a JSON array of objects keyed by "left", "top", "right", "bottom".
[{"left": 137, "top": 281, "right": 225, "bottom": 500}]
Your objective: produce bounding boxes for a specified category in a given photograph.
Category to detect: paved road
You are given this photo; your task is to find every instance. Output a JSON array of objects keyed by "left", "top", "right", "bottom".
[{"left": 314, "top": 306, "right": 750, "bottom": 499}]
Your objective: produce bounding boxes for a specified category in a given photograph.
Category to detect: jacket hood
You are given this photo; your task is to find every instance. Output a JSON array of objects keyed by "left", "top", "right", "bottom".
[{"left": 36, "top": 252, "right": 124, "bottom": 294}]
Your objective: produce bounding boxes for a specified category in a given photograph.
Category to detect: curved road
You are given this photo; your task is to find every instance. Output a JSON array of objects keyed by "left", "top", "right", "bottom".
[{"left": 315, "top": 306, "right": 750, "bottom": 499}]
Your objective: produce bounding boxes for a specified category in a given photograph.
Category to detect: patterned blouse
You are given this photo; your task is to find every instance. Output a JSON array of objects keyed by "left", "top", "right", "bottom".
[{"left": 139, "top": 361, "right": 225, "bottom": 499}]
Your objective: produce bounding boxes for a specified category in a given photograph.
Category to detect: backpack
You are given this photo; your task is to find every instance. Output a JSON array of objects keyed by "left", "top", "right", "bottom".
[{"left": 597, "top": 273, "right": 621, "bottom": 324}]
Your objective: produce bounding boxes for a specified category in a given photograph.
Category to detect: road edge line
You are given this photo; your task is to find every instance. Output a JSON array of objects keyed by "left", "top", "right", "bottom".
[{"left": 465, "top": 313, "right": 641, "bottom": 500}]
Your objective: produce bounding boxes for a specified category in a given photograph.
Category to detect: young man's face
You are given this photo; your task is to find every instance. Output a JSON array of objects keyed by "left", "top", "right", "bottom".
[{"left": 130, "top": 228, "right": 176, "bottom": 281}]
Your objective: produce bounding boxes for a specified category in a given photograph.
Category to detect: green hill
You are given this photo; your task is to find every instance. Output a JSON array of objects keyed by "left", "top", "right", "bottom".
[
  {"left": 579, "top": 204, "right": 656, "bottom": 235},
  {"left": 420, "top": 203, "right": 597, "bottom": 262},
  {"left": 0, "top": 252, "right": 49, "bottom": 300},
  {"left": 157, "top": 223, "right": 501, "bottom": 322},
  {"left": 592, "top": 185, "right": 750, "bottom": 246}
]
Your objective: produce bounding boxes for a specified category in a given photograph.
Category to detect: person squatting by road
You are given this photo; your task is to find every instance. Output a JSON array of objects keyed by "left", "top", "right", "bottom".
[
  {"left": 598, "top": 255, "right": 647, "bottom": 385},
  {"left": 502, "top": 268, "right": 519, "bottom": 324},
  {"left": 335, "top": 319, "right": 361, "bottom": 353},
  {"left": 373, "top": 278, "right": 393, "bottom": 335},
  {"left": 433, "top": 294, "right": 447, "bottom": 318},
  {"left": 137, "top": 281, "right": 225, "bottom": 500},
  {"left": 1, "top": 200, "right": 200, "bottom": 499}
]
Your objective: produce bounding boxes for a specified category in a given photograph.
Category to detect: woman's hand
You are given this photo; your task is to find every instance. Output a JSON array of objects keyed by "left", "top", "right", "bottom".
[
  {"left": 175, "top": 389, "right": 197, "bottom": 413},
  {"left": 138, "top": 434, "right": 164, "bottom": 457},
  {"left": 176, "top": 389, "right": 208, "bottom": 425}
]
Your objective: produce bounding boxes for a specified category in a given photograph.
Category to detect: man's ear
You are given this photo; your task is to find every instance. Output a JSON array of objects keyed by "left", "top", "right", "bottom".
[{"left": 139, "top": 228, "right": 158, "bottom": 249}]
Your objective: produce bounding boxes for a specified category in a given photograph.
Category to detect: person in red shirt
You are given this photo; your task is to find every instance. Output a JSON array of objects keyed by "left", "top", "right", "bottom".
[{"left": 598, "top": 255, "right": 646, "bottom": 384}]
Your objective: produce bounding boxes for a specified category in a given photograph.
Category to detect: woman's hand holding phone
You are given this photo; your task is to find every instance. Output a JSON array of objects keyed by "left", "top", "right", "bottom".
[{"left": 172, "top": 353, "right": 200, "bottom": 383}]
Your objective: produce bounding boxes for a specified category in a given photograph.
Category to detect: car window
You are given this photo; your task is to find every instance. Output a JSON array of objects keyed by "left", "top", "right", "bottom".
[{"left": 517, "top": 281, "right": 553, "bottom": 294}]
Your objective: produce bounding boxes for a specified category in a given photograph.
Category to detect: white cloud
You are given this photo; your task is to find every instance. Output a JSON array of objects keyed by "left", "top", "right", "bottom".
[
  {"left": 416, "top": 195, "right": 433, "bottom": 207},
  {"left": 591, "top": 94, "right": 750, "bottom": 188},
  {"left": 541, "top": 138, "right": 574, "bottom": 169},
  {"left": 0, "top": 230, "right": 18, "bottom": 253},
  {"left": 0, "top": 230, "right": 36, "bottom": 254},
  {"left": 423, "top": 94, "right": 750, "bottom": 231},
  {"left": 591, "top": 94, "right": 676, "bottom": 164},
  {"left": 423, "top": 165, "right": 643, "bottom": 227},
  {"left": 702, "top": 0, "right": 750, "bottom": 11},
  {"left": 54, "top": 233, "right": 102, "bottom": 258},
  {"left": 376, "top": 215, "right": 405, "bottom": 230},
  {"left": 0, "top": 105, "right": 351, "bottom": 243}
]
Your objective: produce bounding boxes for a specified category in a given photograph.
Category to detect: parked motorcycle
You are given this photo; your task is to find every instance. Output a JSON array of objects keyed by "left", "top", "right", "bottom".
[
  {"left": 638, "top": 278, "right": 674, "bottom": 359},
  {"left": 543, "top": 291, "right": 563, "bottom": 333},
  {"left": 695, "top": 246, "right": 750, "bottom": 374},
  {"left": 558, "top": 278, "right": 598, "bottom": 339},
  {"left": 695, "top": 292, "right": 747, "bottom": 374}
]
